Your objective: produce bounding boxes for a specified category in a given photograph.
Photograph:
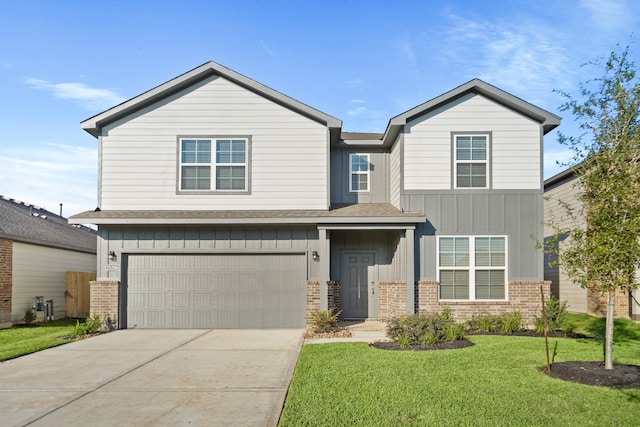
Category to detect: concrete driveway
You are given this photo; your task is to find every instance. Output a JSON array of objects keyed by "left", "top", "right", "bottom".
[{"left": 0, "top": 329, "right": 303, "bottom": 427}]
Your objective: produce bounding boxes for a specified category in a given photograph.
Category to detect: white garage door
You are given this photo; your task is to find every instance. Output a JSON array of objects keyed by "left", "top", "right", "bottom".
[{"left": 125, "top": 253, "right": 306, "bottom": 328}]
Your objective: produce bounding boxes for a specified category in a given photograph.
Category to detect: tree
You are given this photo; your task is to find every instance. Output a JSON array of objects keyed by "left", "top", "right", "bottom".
[{"left": 545, "top": 45, "right": 640, "bottom": 370}]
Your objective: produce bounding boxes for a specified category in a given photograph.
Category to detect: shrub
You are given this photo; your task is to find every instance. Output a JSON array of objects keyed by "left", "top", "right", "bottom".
[
  {"left": 501, "top": 311, "right": 523, "bottom": 335},
  {"left": 74, "top": 313, "right": 106, "bottom": 337},
  {"left": 387, "top": 309, "right": 465, "bottom": 348},
  {"left": 308, "top": 309, "right": 341, "bottom": 333},
  {"left": 534, "top": 296, "right": 574, "bottom": 335},
  {"left": 466, "top": 311, "right": 523, "bottom": 335},
  {"left": 23, "top": 308, "right": 36, "bottom": 325}
]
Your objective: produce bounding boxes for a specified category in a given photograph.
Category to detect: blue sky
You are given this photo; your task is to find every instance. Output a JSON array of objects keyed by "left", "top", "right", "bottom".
[{"left": 0, "top": 0, "right": 638, "bottom": 216}]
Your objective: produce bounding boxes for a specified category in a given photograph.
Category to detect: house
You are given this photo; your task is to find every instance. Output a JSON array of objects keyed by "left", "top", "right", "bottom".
[
  {"left": 0, "top": 196, "right": 96, "bottom": 327},
  {"left": 69, "top": 61, "right": 560, "bottom": 329},
  {"left": 544, "top": 167, "right": 640, "bottom": 320}
]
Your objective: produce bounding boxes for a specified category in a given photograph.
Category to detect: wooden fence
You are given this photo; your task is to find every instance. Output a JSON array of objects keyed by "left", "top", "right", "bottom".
[{"left": 66, "top": 271, "right": 95, "bottom": 318}]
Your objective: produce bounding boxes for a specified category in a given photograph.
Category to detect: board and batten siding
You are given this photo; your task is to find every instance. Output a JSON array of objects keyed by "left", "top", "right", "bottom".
[
  {"left": 98, "top": 226, "right": 319, "bottom": 281},
  {"left": 544, "top": 175, "right": 588, "bottom": 313},
  {"left": 100, "top": 75, "right": 329, "bottom": 210},
  {"left": 389, "top": 135, "right": 402, "bottom": 208},
  {"left": 330, "top": 149, "right": 389, "bottom": 204},
  {"left": 403, "top": 191, "right": 543, "bottom": 282},
  {"left": 403, "top": 93, "right": 542, "bottom": 191},
  {"left": 11, "top": 242, "right": 96, "bottom": 322}
]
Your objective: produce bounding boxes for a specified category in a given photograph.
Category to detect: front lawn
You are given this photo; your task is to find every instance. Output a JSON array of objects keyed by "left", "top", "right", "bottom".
[
  {"left": 280, "top": 317, "right": 640, "bottom": 426},
  {"left": 0, "top": 318, "right": 79, "bottom": 361}
]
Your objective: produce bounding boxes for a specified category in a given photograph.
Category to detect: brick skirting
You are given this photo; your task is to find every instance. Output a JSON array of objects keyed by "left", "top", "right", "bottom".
[
  {"left": 90, "top": 280, "right": 120, "bottom": 328},
  {"left": 416, "top": 280, "right": 551, "bottom": 326},
  {"left": 587, "top": 287, "right": 630, "bottom": 318},
  {"left": 0, "top": 239, "right": 13, "bottom": 327},
  {"left": 378, "top": 281, "right": 407, "bottom": 320},
  {"left": 306, "top": 280, "right": 320, "bottom": 323},
  {"left": 327, "top": 281, "right": 341, "bottom": 314}
]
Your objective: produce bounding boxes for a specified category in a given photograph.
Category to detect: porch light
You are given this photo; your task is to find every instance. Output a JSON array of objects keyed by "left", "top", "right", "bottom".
[
  {"left": 108, "top": 251, "right": 117, "bottom": 262},
  {"left": 312, "top": 251, "right": 320, "bottom": 262}
]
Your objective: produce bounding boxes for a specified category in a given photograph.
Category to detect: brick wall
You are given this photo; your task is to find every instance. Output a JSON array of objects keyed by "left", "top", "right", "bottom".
[
  {"left": 587, "top": 287, "right": 630, "bottom": 318},
  {"left": 0, "top": 239, "right": 13, "bottom": 327},
  {"left": 416, "top": 280, "right": 551, "bottom": 327},
  {"left": 327, "top": 281, "right": 341, "bottom": 315},
  {"left": 378, "top": 281, "right": 407, "bottom": 320},
  {"left": 306, "top": 280, "right": 320, "bottom": 324},
  {"left": 90, "top": 280, "right": 120, "bottom": 328}
]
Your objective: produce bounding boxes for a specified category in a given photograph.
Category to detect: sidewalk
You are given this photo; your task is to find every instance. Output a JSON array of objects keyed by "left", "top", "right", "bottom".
[{"left": 304, "top": 320, "right": 389, "bottom": 344}]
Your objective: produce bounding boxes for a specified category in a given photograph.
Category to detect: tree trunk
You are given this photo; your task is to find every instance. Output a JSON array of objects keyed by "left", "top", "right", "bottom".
[{"left": 605, "top": 289, "right": 615, "bottom": 370}]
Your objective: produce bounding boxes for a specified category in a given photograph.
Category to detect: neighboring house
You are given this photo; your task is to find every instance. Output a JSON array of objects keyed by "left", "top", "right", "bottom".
[
  {"left": 69, "top": 61, "right": 560, "bottom": 329},
  {"left": 0, "top": 196, "right": 97, "bottom": 327},
  {"left": 544, "top": 167, "right": 640, "bottom": 320}
]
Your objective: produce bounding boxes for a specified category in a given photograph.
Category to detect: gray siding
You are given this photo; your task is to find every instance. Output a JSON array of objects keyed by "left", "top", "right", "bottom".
[
  {"left": 12, "top": 242, "right": 96, "bottom": 322},
  {"left": 330, "top": 230, "right": 404, "bottom": 282},
  {"left": 98, "top": 226, "right": 319, "bottom": 281},
  {"left": 330, "top": 149, "right": 389, "bottom": 204},
  {"left": 100, "top": 75, "right": 329, "bottom": 210},
  {"left": 403, "top": 93, "right": 542, "bottom": 191},
  {"left": 544, "top": 175, "right": 587, "bottom": 312},
  {"left": 389, "top": 136, "right": 402, "bottom": 208},
  {"left": 403, "top": 191, "right": 543, "bottom": 281}
]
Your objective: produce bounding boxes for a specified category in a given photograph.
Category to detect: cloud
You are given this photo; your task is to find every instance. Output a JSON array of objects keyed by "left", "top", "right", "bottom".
[
  {"left": 347, "top": 106, "right": 367, "bottom": 116},
  {"left": 433, "top": 14, "right": 571, "bottom": 105},
  {"left": 344, "top": 78, "right": 364, "bottom": 88},
  {"left": 25, "top": 78, "right": 125, "bottom": 110},
  {"left": 580, "top": 0, "right": 631, "bottom": 30},
  {"left": 258, "top": 40, "right": 275, "bottom": 57},
  {"left": 0, "top": 142, "right": 98, "bottom": 216}
]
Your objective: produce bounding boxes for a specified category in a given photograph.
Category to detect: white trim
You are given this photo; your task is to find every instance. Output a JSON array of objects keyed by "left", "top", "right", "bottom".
[
  {"left": 454, "top": 134, "right": 489, "bottom": 189},
  {"left": 349, "top": 153, "right": 370, "bottom": 193},
  {"left": 178, "top": 136, "right": 249, "bottom": 192},
  {"left": 437, "top": 235, "right": 508, "bottom": 301}
]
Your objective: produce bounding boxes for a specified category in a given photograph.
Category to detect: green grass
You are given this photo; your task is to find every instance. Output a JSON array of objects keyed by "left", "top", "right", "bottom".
[
  {"left": 280, "top": 316, "right": 640, "bottom": 426},
  {"left": 0, "top": 318, "right": 79, "bottom": 361}
]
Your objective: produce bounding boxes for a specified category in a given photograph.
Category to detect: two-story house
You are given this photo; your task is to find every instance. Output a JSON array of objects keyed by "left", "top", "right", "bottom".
[{"left": 70, "top": 61, "right": 560, "bottom": 329}]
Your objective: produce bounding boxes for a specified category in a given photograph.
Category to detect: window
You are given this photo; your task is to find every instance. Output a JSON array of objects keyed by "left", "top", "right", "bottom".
[
  {"left": 179, "top": 137, "right": 248, "bottom": 191},
  {"left": 455, "top": 135, "right": 488, "bottom": 188},
  {"left": 438, "top": 236, "right": 506, "bottom": 300},
  {"left": 349, "top": 153, "right": 370, "bottom": 192}
]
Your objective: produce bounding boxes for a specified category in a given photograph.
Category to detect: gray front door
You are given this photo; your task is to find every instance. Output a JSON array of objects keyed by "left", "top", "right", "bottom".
[{"left": 341, "top": 252, "right": 376, "bottom": 318}]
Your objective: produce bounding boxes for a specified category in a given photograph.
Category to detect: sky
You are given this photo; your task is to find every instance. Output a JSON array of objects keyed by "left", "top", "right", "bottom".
[{"left": 0, "top": 0, "right": 638, "bottom": 217}]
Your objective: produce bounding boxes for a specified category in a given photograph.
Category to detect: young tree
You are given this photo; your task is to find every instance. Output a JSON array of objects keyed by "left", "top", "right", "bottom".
[{"left": 546, "top": 45, "right": 640, "bottom": 369}]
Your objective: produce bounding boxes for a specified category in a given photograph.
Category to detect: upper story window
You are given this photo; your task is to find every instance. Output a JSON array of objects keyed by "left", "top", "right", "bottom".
[
  {"left": 179, "top": 137, "right": 248, "bottom": 192},
  {"left": 438, "top": 236, "right": 507, "bottom": 300},
  {"left": 455, "top": 134, "right": 488, "bottom": 188},
  {"left": 349, "top": 153, "right": 370, "bottom": 192}
]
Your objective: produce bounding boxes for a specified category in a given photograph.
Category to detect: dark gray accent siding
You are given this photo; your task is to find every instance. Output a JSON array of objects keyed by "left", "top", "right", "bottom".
[
  {"left": 329, "top": 230, "right": 404, "bottom": 282},
  {"left": 330, "top": 149, "right": 389, "bottom": 204},
  {"left": 403, "top": 191, "right": 543, "bottom": 281},
  {"left": 98, "top": 225, "right": 319, "bottom": 280}
]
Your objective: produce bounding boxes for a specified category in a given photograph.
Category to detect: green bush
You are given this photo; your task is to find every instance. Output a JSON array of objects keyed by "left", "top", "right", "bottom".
[
  {"left": 23, "top": 308, "right": 36, "bottom": 325},
  {"left": 534, "top": 296, "right": 574, "bottom": 335},
  {"left": 74, "top": 313, "right": 105, "bottom": 337},
  {"left": 387, "top": 308, "right": 465, "bottom": 348},
  {"left": 308, "top": 309, "right": 341, "bottom": 333},
  {"left": 466, "top": 311, "right": 523, "bottom": 335}
]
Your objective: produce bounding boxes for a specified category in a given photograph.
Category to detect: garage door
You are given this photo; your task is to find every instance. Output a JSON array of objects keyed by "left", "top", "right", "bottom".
[{"left": 125, "top": 254, "right": 306, "bottom": 328}]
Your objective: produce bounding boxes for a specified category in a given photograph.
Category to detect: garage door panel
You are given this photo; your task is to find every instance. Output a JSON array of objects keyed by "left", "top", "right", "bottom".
[{"left": 126, "top": 254, "right": 306, "bottom": 328}]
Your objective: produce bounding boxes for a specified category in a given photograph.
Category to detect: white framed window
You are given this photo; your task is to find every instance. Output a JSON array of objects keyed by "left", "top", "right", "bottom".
[
  {"left": 179, "top": 137, "right": 248, "bottom": 192},
  {"left": 349, "top": 153, "right": 370, "bottom": 192},
  {"left": 438, "top": 236, "right": 507, "bottom": 300},
  {"left": 455, "top": 134, "right": 488, "bottom": 188}
]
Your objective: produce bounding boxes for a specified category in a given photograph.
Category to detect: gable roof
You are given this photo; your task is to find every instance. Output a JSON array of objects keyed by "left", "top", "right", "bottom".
[
  {"left": 81, "top": 61, "right": 343, "bottom": 139},
  {"left": 383, "top": 78, "right": 561, "bottom": 144},
  {"left": 0, "top": 196, "right": 96, "bottom": 253}
]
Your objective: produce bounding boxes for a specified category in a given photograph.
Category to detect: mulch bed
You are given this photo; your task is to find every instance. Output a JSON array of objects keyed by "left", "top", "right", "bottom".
[
  {"left": 369, "top": 339, "right": 474, "bottom": 351},
  {"left": 546, "top": 361, "right": 640, "bottom": 388}
]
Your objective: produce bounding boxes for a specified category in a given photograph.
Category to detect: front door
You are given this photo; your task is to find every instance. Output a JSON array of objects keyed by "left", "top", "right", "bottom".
[{"left": 341, "top": 252, "right": 376, "bottom": 318}]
